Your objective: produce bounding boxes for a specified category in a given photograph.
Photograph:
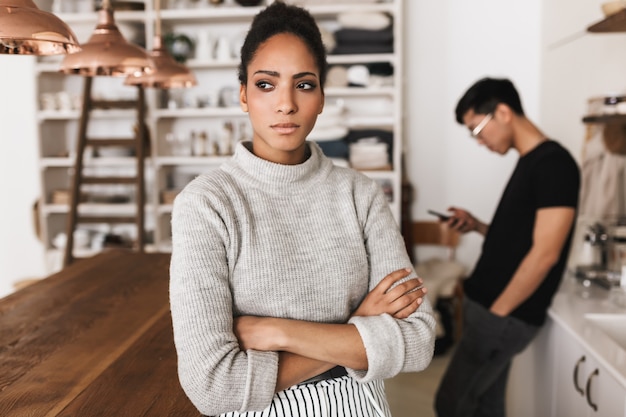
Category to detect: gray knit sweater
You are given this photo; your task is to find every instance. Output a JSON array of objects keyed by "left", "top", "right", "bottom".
[{"left": 169, "top": 141, "right": 435, "bottom": 416}]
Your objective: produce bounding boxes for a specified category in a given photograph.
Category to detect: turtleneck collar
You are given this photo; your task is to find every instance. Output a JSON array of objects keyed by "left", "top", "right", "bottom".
[{"left": 221, "top": 141, "right": 334, "bottom": 195}]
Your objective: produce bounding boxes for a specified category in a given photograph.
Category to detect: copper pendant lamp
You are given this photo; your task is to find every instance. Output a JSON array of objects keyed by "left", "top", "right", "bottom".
[
  {"left": 59, "top": 0, "right": 152, "bottom": 77},
  {"left": 125, "top": 0, "right": 196, "bottom": 88},
  {"left": 0, "top": 0, "right": 80, "bottom": 55}
]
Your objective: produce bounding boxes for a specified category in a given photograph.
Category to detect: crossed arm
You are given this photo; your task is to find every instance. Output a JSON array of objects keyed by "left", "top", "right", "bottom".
[{"left": 233, "top": 268, "right": 427, "bottom": 391}]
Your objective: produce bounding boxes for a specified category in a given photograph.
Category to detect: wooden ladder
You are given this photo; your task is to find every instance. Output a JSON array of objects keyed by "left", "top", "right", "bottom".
[{"left": 63, "top": 76, "right": 147, "bottom": 267}]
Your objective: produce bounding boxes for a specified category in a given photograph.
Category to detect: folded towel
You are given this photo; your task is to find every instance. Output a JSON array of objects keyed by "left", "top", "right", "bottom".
[
  {"left": 346, "top": 129, "right": 394, "bottom": 164},
  {"left": 337, "top": 12, "right": 391, "bottom": 31},
  {"left": 349, "top": 140, "right": 389, "bottom": 170},
  {"left": 308, "top": 126, "right": 349, "bottom": 142}
]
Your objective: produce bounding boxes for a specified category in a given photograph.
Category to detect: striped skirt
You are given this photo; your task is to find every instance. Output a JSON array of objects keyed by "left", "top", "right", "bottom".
[{"left": 219, "top": 376, "right": 392, "bottom": 417}]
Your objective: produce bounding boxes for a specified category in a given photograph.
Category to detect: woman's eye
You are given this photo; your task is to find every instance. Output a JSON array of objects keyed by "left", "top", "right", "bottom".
[
  {"left": 255, "top": 80, "right": 274, "bottom": 90},
  {"left": 297, "top": 81, "right": 316, "bottom": 90}
]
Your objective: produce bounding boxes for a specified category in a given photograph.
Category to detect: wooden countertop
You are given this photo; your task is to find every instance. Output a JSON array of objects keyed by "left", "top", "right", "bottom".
[{"left": 0, "top": 250, "right": 200, "bottom": 416}]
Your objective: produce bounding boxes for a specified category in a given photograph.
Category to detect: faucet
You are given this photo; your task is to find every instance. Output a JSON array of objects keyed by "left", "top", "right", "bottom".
[{"left": 585, "top": 222, "right": 610, "bottom": 270}]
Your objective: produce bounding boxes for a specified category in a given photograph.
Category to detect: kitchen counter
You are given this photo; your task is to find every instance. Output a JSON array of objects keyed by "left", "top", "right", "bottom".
[
  {"left": 549, "top": 273, "right": 626, "bottom": 388},
  {"left": 0, "top": 250, "right": 200, "bottom": 416}
]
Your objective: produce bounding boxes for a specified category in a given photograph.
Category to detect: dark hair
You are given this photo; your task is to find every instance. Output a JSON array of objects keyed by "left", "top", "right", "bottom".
[
  {"left": 238, "top": 1, "right": 328, "bottom": 90},
  {"left": 454, "top": 77, "right": 525, "bottom": 124}
]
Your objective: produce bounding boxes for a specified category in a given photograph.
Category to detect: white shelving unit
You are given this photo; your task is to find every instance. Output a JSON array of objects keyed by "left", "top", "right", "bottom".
[{"left": 34, "top": 0, "right": 404, "bottom": 272}]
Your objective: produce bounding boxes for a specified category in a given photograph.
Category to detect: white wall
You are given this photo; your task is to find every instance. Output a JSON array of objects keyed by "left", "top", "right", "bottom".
[
  {"left": 542, "top": 0, "right": 626, "bottom": 155},
  {"left": 406, "top": 0, "right": 542, "bottom": 269},
  {"left": 0, "top": 55, "right": 46, "bottom": 298}
]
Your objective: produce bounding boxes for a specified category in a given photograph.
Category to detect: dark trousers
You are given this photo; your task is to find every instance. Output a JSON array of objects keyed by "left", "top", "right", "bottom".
[{"left": 434, "top": 297, "right": 539, "bottom": 417}]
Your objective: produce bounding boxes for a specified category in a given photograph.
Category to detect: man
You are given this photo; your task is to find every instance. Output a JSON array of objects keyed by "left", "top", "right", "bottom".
[{"left": 434, "top": 77, "right": 580, "bottom": 417}]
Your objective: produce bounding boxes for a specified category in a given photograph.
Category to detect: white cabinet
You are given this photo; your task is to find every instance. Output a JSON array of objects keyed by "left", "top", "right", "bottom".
[
  {"left": 33, "top": 0, "right": 405, "bottom": 271},
  {"left": 507, "top": 320, "right": 556, "bottom": 417},
  {"left": 552, "top": 321, "right": 626, "bottom": 417},
  {"left": 508, "top": 315, "right": 626, "bottom": 417}
]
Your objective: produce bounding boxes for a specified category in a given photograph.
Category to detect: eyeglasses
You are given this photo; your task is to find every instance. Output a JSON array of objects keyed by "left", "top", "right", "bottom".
[{"left": 470, "top": 113, "right": 493, "bottom": 138}]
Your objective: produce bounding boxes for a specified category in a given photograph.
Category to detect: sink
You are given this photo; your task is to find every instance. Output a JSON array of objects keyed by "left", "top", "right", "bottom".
[{"left": 585, "top": 313, "right": 626, "bottom": 349}]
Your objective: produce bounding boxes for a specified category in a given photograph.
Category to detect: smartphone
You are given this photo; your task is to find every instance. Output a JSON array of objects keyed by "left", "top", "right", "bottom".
[{"left": 427, "top": 209, "right": 451, "bottom": 221}]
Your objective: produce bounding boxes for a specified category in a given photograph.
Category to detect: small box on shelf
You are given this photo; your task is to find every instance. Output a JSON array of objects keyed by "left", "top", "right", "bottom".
[{"left": 161, "top": 189, "right": 181, "bottom": 205}]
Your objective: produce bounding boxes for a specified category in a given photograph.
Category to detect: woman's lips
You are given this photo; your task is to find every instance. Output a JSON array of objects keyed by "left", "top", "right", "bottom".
[{"left": 271, "top": 123, "right": 299, "bottom": 135}]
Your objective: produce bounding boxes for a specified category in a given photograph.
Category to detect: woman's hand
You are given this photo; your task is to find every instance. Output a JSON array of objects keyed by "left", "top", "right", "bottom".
[
  {"left": 233, "top": 316, "right": 281, "bottom": 351},
  {"left": 352, "top": 268, "right": 427, "bottom": 319}
]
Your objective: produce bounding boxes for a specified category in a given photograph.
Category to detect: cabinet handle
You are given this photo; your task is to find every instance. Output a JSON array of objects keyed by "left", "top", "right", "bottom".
[
  {"left": 585, "top": 368, "right": 599, "bottom": 412},
  {"left": 573, "top": 355, "right": 586, "bottom": 395}
]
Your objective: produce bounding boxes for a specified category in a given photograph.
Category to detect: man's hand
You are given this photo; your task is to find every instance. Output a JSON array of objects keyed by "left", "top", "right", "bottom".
[
  {"left": 352, "top": 268, "right": 426, "bottom": 319},
  {"left": 447, "top": 206, "right": 488, "bottom": 235}
]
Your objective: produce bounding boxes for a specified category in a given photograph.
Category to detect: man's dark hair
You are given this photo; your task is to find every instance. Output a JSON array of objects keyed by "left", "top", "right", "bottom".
[
  {"left": 238, "top": 1, "right": 328, "bottom": 89},
  {"left": 455, "top": 77, "right": 525, "bottom": 124}
]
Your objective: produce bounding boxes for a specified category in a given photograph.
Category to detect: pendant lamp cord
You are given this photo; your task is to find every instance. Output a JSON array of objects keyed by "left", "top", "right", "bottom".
[{"left": 155, "top": 0, "right": 162, "bottom": 38}]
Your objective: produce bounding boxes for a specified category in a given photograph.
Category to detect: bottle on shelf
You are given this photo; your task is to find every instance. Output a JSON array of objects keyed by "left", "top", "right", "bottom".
[{"left": 218, "top": 121, "right": 234, "bottom": 156}]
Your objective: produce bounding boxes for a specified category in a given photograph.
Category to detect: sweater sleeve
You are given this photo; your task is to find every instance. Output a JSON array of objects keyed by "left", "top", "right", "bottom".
[
  {"left": 169, "top": 187, "right": 279, "bottom": 416},
  {"left": 346, "top": 181, "right": 436, "bottom": 382}
]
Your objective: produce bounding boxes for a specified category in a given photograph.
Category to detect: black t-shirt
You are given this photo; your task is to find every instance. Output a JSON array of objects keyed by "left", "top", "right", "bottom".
[{"left": 464, "top": 140, "right": 580, "bottom": 326}]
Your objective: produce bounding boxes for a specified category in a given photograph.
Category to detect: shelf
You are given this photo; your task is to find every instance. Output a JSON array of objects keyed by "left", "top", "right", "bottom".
[
  {"left": 345, "top": 115, "right": 394, "bottom": 127},
  {"left": 582, "top": 113, "right": 626, "bottom": 123},
  {"left": 38, "top": 109, "right": 137, "bottom": 121},
  {"left": 325, "top": 86, "right": 395, "bottom": 97},
  {"left": 159, "top": 5, "right": 262, "bottom": 22},
  {"left": 328, "top": 53, "right": 396, "bottom": 65},
  {"left": 40, "top": 157, "right": 73, "bottom": 167},
  {"left": 185, "top": 53, "right": 397, "bottom": 69},
  {"left": 153, "top": 107, "right": 245, "bottom": 119},
  {"left": 158, "top": 204, "right": 174, "bottom": 214},
  {"left": 37, "top": 110, "right": 80, "bottom": 121},
  {"left": 360, "top": 169, "right": 395, "bottom": 178},
  {"left": 41, "top": 157, "right": 138, "bottom": 168},
  {"left": 56, "top": 10, "right": 146, "bottom": 24},
  {"left": 588, "top": 9, "right": 626, "bottom": 33},
  {"left": 159, "top": 2, "right": 394, "bottom": 22},
  {"left": 64, "top": 244, "right": 161, "bottom": 260},
  {"left": 41, "top": 203, "right": 150, "bottom": 215},
  {"left": 185, "top": 58, "right": 240, "bottom": 69},
  {"left": 155, "top": 156, "right": 230, "bottom": 166},
  {"left": 304, "top": 3, "right": 395, "bottom": 17},
  {"left": 154, "top": 108, "right": 394, "bottom": 123}
]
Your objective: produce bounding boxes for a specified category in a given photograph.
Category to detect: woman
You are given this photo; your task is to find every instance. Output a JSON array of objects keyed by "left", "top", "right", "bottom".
[{"left": 169, "top": 2, "right": 436, "bottom": 416}]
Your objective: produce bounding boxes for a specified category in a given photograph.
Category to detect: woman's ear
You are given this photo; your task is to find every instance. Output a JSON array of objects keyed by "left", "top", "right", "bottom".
[{"left": 239, "top": 84, "right": 248, "bottom": 113}]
